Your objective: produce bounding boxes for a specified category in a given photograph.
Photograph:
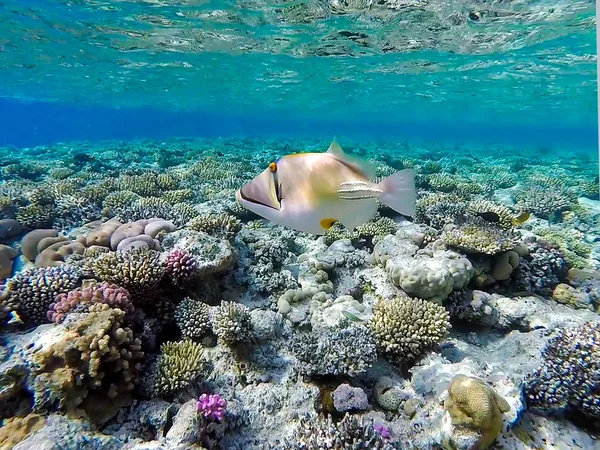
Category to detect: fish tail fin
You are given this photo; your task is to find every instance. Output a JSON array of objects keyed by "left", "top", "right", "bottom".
[{"left": 377, "top": 169, "right": 417, "bottom": 217}]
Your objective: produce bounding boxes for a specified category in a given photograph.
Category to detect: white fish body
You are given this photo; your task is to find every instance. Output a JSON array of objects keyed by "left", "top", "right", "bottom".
[{"left": 235, "top": 140, "right": 416, "bottom": 235}]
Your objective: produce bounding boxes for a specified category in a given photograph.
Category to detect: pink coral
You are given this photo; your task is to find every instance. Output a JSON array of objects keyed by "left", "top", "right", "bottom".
[
  {"left": 165, "top": 249, "right": 198, "bottom": 285},
  {"left": 196, "top": 393, "right": 227, "bottom": 421},
  {"left": 47, "top": 281, "right": 133, "bottom": 323}
]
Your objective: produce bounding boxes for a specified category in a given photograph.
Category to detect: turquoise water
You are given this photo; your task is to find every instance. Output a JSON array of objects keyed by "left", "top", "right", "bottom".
[
  {"left": 0, "top": 0, "right": 597, "bottom": 138},
  {"left": 1, "top": 1, "right": 600, "bottom": 449}
]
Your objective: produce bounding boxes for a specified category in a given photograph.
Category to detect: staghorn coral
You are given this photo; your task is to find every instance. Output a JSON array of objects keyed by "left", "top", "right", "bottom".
[
  {"left": 369, "top": 297, "right": 450, "bottom": 362},
  {"left": 444, "top": 374, "right": 510, "bottom": 450},
  {"left": 524, "top": 321, "right": 600, "bottom": 420},
  {"left": 84, "top": 247, "right": 165, "bottom": 298},
  {"left": 279, "top": 413, "right": 396, "bottom": 450},
  {"left": 442, "top": 224, "right": 516, "bottom": 255},
  {"left": 187, "top": 213, "right": 242, "bottom": 239},
  {"left": 2, "top": 265, "right": 81, "bottom": 324},
  {"left": 33, "top": 306, "right": 144, "bottom": 413},
  {"left": 165, "top": 249, "right": 198, "bottom": 285},
  {"left": 161, "top": 188, "right": 193, "bottom": 204},
  {"left": 152, "top": 341, "right": 206, "bottom": 396},
  {"left": 101, "top": 190, "right": 140, "bottom": 216},
  {"left": 116, "top": 173, "right": 160, "bottom": 197},
  {"left": 175, "top": 297, "right": 212, "bottom": 340},
  {"left": 290, "top": 325, "right": 377, "bottom": 377},
  {"left": 48, "top": 281, "right": 134, "bottom": 323},
  {"left": 212, "top": 301, "right": 253, "bottom": 345}
]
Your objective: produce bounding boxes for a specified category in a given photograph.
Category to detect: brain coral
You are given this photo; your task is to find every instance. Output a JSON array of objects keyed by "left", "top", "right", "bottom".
[
  {"left": 369, "top": 297, "right": 450, "bottom": 362},
  {"left": 444, "top": 374, "right": 510, "bottom": 450}
]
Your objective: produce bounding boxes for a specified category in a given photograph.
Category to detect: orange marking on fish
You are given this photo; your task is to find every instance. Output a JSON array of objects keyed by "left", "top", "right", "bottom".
[{"left": 320, "top": 218, "right": 337, "bottom": 230}]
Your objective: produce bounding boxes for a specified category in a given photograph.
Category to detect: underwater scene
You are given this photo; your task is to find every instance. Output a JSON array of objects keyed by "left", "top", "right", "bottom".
[{"left": 0, "top": 0, "right": 599, "bottom": 449}]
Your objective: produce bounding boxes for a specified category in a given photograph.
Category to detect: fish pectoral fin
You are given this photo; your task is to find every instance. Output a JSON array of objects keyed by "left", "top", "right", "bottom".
[
  {"left": 338, "top": 200, "right": 379, "bottom": 232},
  {"left": 337, "top": 181, "right": 382, "bottom": 200},
  {"left": 326, "top": 140, "right": 377, "bottom": 180}
]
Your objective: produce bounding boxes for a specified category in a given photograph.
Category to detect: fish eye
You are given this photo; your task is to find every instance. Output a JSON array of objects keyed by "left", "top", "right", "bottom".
[{"left": 268, "top": 162, "right": 277, "bottom": 172}]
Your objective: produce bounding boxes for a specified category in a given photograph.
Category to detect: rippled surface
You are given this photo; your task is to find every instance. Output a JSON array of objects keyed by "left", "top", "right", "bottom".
[{"left": 0, "top": 0, "right": 596, "bottom": 123}]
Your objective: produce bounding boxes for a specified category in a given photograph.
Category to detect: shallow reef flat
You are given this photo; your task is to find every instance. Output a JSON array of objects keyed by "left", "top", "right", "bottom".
[{"left": 0, "top": 137, "right": 599, "bottom": 450}]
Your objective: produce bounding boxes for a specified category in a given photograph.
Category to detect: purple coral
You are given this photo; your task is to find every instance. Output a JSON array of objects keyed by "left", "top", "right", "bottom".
[
  {"left": 165, "top": 249, "right": 198, "bottom": 285},
  {"left": 196, "top": 393, "right": 227, "bottom": 421},
  {"left": 373, "top": 423, "right": 391, "bottom": 440},
  {"left": 48, "top": 281, "right": 133, "bottom": 323}
]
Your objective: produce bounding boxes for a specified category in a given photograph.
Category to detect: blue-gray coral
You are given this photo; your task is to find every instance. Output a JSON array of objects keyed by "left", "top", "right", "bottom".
[
  {"left": 525, "top": 321, "right": 600, "bottom": 420},
  {"left": 2, "top": 265, "right": 81, "bottom": 324},
  {"left": 290, "top": 325, "right": 377, "bottom": 377}
]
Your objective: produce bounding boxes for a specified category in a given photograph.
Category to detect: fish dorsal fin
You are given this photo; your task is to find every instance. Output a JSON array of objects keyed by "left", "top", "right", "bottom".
[{"left": 326, "top": 139, "right": 377, "bottom": 180}]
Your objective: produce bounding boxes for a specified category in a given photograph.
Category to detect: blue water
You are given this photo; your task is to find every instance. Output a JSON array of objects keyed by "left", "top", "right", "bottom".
[{"left": 0, "top": 98, "right": 597, "bottom": 151}]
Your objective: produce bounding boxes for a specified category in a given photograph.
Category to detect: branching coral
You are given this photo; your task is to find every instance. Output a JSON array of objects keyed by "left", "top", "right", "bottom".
[
  {"left": 279, "top": 413, "right": 396, "bottom": 450},
  {"left": 290, "top": 325, "right": 377, "bottom": 377},
  {"left": 442, "top": 224, "right": 516, "bottom": 255},
  {"left": 467, "top": 199, "right": 515, "bottom": 231},
  {"left": 212, "top": 301, "right": 253, "bottom": 345},
  {"left": 368, "top": 297, "right": 450, "bottom": 362},
  {"left": 164, "top": 249, "right": 198, "bottom": 285},
  {"left": 33, "top": 306, "right": 144, "bottom": 412},
  {"left": 187, "top": 213, "right": 242, "bottom": 239},
  {"left": 2, "top": 265, "right": 81, "bottom": 324},
  {"left": 534, "top": 226, "right": 591, "bottom": 269},
  {"left": 524, "top": 321, "right": 600, "bottom": 420},
  {"left": 324, "top": 217, "right": 397, "bottom": 246},
  {"left": 514, "top": 185, "right": 576, "bottom": 220},
  {"left": 84, "top": 247, "right": 165, "bottom": 298},
  {"left": 175, "top": 297, "right": 212, "bottom": 340},
  {"left": 48, "top": 281, "right": 134, "bottom": 323},
  {"left": 152, "top": 341, "right": 206, "bottom": 396}
]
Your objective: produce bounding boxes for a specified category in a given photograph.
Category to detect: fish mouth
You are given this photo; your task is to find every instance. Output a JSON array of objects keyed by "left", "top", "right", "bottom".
[{"left": 238, "top": 182, "right": 281, "bottom": 211}]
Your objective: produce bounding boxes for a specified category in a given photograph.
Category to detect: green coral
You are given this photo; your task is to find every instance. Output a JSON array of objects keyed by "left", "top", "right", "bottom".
[
  {"left": 101, "top": 190, "right": 140, "bottom": 216},
  {"left": 368, "top": 297, "right": 450, "bottom": 362},
  {"left": 152, "top": 341, "right": 205, "bottom": 396},
  {"left": 175, "top": 298, "right": 212, "bottom": 340},
  {"left": 161, "top": 189, "right": 193, "bottom": 204},
  {"left": 212, "top": 300, "right": 253, "bottom": 345}
]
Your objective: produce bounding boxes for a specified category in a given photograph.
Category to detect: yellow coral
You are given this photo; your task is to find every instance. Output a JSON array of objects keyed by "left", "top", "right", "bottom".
[{"left": 444, "top": 374, "right": 510, "bottom": 450}]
